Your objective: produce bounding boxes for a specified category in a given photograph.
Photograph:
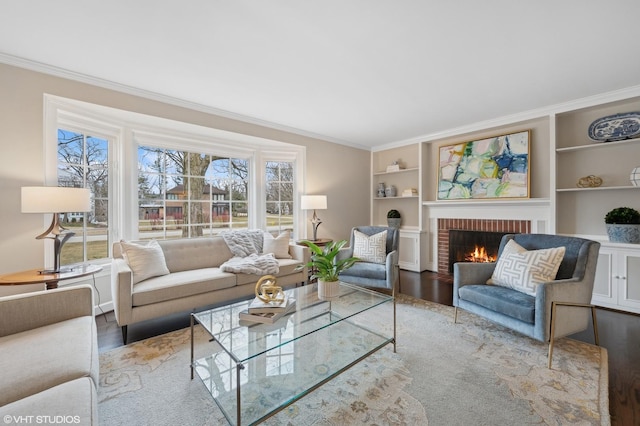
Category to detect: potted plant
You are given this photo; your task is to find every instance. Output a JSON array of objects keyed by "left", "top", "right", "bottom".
[
  {"left": 297, "top": 240, "right": 358, "bottom": 298},
  {"left": 605, "top": 207, "right": 640, "bottom": 243},
  {"left": 387, "top": 209, "right": 402, "bottom": 228}
]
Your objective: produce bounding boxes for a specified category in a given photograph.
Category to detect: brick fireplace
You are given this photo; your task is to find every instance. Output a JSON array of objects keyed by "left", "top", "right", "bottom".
[{"left": 437, "top": 218, "right": 531, "bottom": 274}]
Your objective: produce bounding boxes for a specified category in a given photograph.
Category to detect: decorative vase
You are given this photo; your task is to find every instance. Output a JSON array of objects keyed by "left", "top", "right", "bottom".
[
  {"left": 318, "top": 279, "right": 340, "bottom": 299},
  {"left": 377, "top": 183, "right": 386, "bottom": 198},
  {"left": 606, "top": 224, "right": 640, "bottom": 244},
  {"left": 387, "top": 217, "right": 401, "bottom": 228},
  {"left": 630, "top": 167, "right": 640, "bottom": 186},
  {"left": 385, "top": 185, "right": 397, "bottom": 197}
]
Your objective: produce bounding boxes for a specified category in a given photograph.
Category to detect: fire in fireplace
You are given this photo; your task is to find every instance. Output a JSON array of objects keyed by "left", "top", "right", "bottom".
[{"left": 448, "top": 230, "right": 509, "bottom": 273}]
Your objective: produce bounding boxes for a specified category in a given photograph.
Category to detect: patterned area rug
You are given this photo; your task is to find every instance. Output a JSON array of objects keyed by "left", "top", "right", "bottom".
[{"left": 98, "top": 295, "right": 609, "bottom": 425}]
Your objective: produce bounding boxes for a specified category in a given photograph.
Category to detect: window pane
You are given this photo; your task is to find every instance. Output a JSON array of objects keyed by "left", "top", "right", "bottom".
[
  {"left": 138, "top": 146, "right": 249, "bottom": 239},
  {"left": 57, "top": 129, "right": 110, "bottom": 265}
]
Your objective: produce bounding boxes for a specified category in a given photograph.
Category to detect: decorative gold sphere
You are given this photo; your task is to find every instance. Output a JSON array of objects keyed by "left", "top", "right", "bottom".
[{"left": 254, "top": 275, "right": 285, "bottom": 304}]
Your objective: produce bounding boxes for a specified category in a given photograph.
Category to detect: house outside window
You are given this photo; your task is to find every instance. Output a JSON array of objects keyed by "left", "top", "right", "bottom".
[{"left": 138, "top": 147, "right": 250, "bottom": 239}]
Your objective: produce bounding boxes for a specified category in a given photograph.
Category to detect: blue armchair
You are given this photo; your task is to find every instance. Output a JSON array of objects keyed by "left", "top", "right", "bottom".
[
  {"left": 337, "top": 226, "right": 399, "bottom": 291},
  {"left": 453, "top": 233, "right": 600, "bottom": 368}
]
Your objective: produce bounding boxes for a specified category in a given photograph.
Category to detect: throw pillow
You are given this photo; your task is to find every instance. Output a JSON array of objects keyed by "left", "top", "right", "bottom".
[
  {"left": 120, "top": 240, "right": 170, "bottom": 284},
  {"left": 263, "top": 231, "right": 292, "bottom": 259},
  {"left": 353, "top": 230, "right": 387, "bottom": 264},
  {"left": 488, "top": 239, "right": 566, "bottom": 296}
]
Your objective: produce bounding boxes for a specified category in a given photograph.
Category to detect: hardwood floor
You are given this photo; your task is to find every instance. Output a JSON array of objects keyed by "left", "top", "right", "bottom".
[{"left": 97, "top": 270, "right": 640, "bottom": 425}]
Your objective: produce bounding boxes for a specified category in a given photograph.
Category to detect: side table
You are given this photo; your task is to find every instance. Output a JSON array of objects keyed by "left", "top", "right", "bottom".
[
  {"left": 295, "top": 238, "right": 333, "bottom": 247},
  {"left": 0, "top": 264, "right": 102, "bottom": 290}
]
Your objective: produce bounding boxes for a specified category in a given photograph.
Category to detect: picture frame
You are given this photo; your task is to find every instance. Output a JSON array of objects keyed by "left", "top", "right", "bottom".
[{"left": 437, "top": 130, "right": 530, "bottom": 200}]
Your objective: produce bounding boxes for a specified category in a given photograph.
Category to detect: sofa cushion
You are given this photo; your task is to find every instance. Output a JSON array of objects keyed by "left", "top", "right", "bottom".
[
  {"left": 131, "top": 268, "right": 236, "bottom": 306},
  {"left": 158, "top": 237, "right": 234, "bottom": 272},
  {"left": 120, "top": 240, "right": 170, "bottom": 284},
  {"left": 353, "top": 229, "right": 387, "bottom": 264},
  {"left": 0, "top": 377, "right": 97, "bottom": 424},
  {"left": 339, "top": 261, "right": 386, "bottom": 280},
  {"left": 263, "top": 231, "right": 292, "bottom": 259},
  {"left": 488, "top": 239, "right": 566, "bottom": 296},
  {"left": 0, "top": 316, "right": 98, "bottom": 406},
  {"left": 459, "top": 284, "right": 536, "bottom": 324}
]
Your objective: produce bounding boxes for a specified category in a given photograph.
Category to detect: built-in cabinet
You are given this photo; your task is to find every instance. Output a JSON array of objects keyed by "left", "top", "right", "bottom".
[
  {"left": 555, "top": 96, "right": 640, "bottom": 237},
  {"left": 371, "top": 144, "right": 428, "bottom": 271},
  {"left": 372, "top": 88, "right": 640, "bottom": 311},
  {"left": 592, "top": 244, "right": 640, "bottom": 314}
]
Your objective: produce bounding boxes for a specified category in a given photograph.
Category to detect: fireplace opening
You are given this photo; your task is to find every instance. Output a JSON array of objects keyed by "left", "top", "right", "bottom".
[{"left": 448, "top": 230, "right": 510, "bottom": 273}]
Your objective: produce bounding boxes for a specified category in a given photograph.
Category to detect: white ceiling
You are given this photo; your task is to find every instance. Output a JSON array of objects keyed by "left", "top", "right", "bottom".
[{"left": 2, "top": 0, "right": 640, "bottom": 150}]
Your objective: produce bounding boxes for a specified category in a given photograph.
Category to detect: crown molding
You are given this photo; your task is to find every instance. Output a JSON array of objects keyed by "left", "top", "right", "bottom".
[
  {"left": 0, "top": 52, "right": 370, "bottom": 151},
  {"left": 375, "top": 84, "right": 640, "bottom": 151}
]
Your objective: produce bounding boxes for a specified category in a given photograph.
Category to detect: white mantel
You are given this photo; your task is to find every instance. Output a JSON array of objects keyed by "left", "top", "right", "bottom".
[{"left": 422, "top": 198, "right": 552, "bottom": 271}]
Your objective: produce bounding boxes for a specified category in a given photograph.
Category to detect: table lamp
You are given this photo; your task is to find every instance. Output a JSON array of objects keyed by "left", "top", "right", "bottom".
[
  {"left": 21, "top": 186, "right": 91, "bottom": 273},
  {"left": 301, "top": 195, "right": 327, "bottom": 241}
]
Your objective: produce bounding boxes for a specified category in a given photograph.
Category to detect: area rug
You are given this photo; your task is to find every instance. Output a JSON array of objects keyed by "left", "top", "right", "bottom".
[{"left": 98, "top": 295, "right": 609, "bottom": 425}]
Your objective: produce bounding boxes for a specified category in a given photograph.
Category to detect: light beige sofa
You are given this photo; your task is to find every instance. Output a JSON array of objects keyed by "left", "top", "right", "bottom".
[
  {"left": 111, "top": 236, "right": 308, "bottom": 343},
  {"left": 0, "top": 285, "right": 98, "bottom": 424}
]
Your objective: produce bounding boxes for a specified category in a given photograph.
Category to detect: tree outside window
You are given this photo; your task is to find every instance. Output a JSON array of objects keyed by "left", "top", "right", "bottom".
[
  {"left": 138, "top": 146, "right": 249, "bottom": 239},
  {"left": 57, "top": 129, "right": 110, "bottom": 264},
  {"left": 265, "top": 161, "right": 294, "bottom": 234}
]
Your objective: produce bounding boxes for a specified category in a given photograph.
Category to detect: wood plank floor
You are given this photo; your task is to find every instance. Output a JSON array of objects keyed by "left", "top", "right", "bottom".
[{"left": 96, "top": 270, "right": 640, "bottom": 425}]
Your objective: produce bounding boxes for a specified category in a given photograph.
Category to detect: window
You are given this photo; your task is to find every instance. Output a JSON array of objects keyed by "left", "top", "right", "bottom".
[
  {"left": 265, "top": 161, "right": 294, "bottom": 234},
  {"left": 57, "top": 129, "right": 110, "bottom": 265},
  {"left": 46, "top": 95, "right": 306, "bottom": 249},
  {"left": 138, "top": 146, "right": 250, "bottom": 239}
]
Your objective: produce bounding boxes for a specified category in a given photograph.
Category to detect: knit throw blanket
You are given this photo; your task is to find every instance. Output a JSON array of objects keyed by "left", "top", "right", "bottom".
[{"left": 220, "top": 230, "right": 279, "bottom": 275}]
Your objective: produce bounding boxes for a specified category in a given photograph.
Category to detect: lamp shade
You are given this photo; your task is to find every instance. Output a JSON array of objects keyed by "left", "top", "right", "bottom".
[
  {"left": 21, "top": 186, "right": 91, "bottom": 213},
  {"left": 301, "top": 195, "right": 327, "bottom": 210}
]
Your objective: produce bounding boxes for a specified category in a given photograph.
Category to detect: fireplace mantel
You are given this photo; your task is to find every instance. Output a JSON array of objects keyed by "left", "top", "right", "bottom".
[{"left": 423, "top": 198, "right": 551, "bottom": 272}]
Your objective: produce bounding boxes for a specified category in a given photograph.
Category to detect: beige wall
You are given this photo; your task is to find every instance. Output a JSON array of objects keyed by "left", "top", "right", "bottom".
[{"left": 0, "top": 63, "right": 370, "bottom": 273}]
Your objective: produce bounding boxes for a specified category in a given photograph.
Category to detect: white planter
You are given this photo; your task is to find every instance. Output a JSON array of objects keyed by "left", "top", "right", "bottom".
[{"left": 318, "top": 279, "right": 340, "bottom": 299}]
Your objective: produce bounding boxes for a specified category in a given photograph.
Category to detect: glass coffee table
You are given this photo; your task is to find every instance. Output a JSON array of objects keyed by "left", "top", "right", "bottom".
[{"left": 190, "top": 282, "right": 395, "bottom": 426}]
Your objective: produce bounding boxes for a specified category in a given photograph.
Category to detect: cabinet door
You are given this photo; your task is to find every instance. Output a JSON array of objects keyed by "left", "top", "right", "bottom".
[
  {"left": 398, "top": 232, "right": 419, "bottom": 271},
  {"left": 592, "top": 248, "right": 616, "bottom": 308},
  {"left": 618, "top": 250, "right": 640, "bottom": 312}
]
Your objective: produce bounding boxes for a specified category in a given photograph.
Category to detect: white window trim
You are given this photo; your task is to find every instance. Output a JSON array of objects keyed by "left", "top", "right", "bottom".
[{"left": 44, "top": 94, "right": 307, "bottom": 246}]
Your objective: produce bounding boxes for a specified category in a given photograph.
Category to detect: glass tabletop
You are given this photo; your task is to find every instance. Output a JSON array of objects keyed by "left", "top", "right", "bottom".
[
  {"left": 191, "top": 281, "right": 395, "bottom": 425},
  {"left": 192, "top": 282, "right": 393, "bottom": 363}
]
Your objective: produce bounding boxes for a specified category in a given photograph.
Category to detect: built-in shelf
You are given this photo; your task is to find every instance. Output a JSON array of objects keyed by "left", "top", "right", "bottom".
[
  {"left": 557, "top": 186, "right": 640, "bottom": 192},
  {"left": 556, "top": 137, "right": 640, "bottom": 153},
  {"left": 373, "top": 167, "right": 419, "bottom": 176},
  {"left": 374, "top": 196, "right": 419, "bottom": 200}
]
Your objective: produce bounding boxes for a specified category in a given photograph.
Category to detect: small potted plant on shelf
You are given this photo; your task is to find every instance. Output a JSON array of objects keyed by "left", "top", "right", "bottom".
[
  {"left": 387, "top": 209, "right": 402, "bottom": 228},
  {"left": 605, "top": 207, "right": 640, "bottom": 243},
  {"left": 296, "top": 240, "right": 358, "bottom": 298}
]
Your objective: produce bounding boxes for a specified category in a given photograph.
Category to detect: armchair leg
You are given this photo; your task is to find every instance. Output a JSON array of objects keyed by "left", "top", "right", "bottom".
[
  {"left": 121, "top": 325, "right": 128, "bottom": 345},
  {"left": 454, "top": 307, "right": 458, "bottom": 323},
  {"left": 548, "top": 301, "right": 599, "bottom": 369}
]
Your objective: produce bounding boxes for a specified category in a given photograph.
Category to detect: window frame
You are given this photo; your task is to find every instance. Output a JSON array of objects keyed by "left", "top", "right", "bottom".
[{"left": 44, "top": 95, "right": 307, "bottom": 263}]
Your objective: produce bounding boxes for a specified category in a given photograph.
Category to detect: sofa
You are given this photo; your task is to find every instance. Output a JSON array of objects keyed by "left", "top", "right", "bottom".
[
  {"left": 0, "top": 285, "right": 98, "bottom": 424},
  {"left": 453, "top": 234, "right": 600, "bottom": 346},
  {"left": 111, "top": 234, "right": 308, "bottom": 343}
]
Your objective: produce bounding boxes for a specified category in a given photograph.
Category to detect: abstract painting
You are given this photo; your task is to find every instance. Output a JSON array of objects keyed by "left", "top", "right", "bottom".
[{"left": 438, "top": 130, "right": 530, "bottom": 200}]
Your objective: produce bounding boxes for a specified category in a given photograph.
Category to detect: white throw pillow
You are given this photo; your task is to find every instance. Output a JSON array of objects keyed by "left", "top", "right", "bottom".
[
  {"left": 353, "top": 230, "right": 387, "bottom": 264},
  {"left": 120, "top": 240, "right": 170, "bottom": 284},
  {"left": 263, "top": 231, "right": 292, "bottom": 259},
  {"left": 488, "top": 239, "right": 566, "bottom": 296}
]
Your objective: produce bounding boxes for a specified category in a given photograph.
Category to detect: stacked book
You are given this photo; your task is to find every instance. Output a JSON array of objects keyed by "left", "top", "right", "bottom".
[
  {"left": 402, "top": 188, "right": 418, "bottom": 197},
  {"left": 239, "top": 297, "right": 296, "bottom": 324}
]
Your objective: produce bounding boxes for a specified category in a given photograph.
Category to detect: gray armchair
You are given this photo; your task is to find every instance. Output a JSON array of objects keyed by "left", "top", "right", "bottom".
[
  {"left": 337, "top": 226, "right": 399, "bottom": 291},
  {"left": 453, "top": 233, "right": 600, "bottom": 367}
]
